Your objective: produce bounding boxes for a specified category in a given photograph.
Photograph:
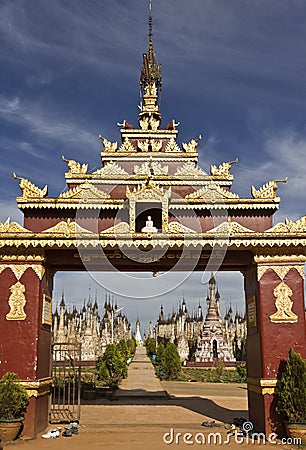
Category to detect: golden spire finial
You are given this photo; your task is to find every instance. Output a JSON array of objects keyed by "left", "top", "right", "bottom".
[{"left": 140, "top": 0, "right": 162, "bottom": 115}]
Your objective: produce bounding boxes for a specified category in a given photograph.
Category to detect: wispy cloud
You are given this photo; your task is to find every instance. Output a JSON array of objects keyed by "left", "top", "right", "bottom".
[{"left": 0, "top": 200, "right": 23, "bottom": 224}]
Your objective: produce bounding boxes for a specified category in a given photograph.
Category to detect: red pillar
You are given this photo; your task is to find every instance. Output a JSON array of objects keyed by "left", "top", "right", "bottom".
[
  {"left": 244, "top": 262, "right": 306, "bottom": 437},
  {"left": 0, "top": 261, "right": 52, "bottom": 437}
]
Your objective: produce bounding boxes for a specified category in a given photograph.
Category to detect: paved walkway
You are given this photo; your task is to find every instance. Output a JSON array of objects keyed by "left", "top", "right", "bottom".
[
  {"left": 114, "top": 346, "right": 168, "bottom": 398},
  {"left": 6, "top": 351, "right": 296, "bottom": 449},
  {"left": 8, "top": 383, "right": 295, "bottom": 450}
]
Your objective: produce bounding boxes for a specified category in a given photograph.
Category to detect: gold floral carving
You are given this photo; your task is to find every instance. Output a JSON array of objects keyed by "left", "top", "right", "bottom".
[
  {"left": 139, "top": 117, "right": 149, "bottom": 130},
  {"left": 162, "top": 199, "right": 169, "bottom": 233},
  {"left": 6, "top": 281, "right": 27, "bottom": 320},
  {"left": 129, "top": 200, "right": 136, "bottom": 233},
  {"left": 42, "top": 219, "right": 91, "bottom": 237},
  {"left": 134, "top": 161, "right": 168, "bottom": 176},
  {"left": 126, "top": 181, "right": 171, "bottom": 202},
  {"left": 99, "top": 136, "right": 118, "bottom": 152},
  {"left": 149, "top": 117, "right": 160, "bottom": 131},
  {"left": 269, "top": 281, "right": 298, "bottom": 323},
  {"left": 207, "top": 219, "right": 254, "bottom": 235},
  {"left": 210, "top": 158, "right": 238, "bottom": 179},
  {"left": 59, "top": 181, "right": 110, "bottom": 200},
  {"left": 0, "top": 264, "right": 45, "bottom": 280},
  {"left": 284, "top": 216, "right": 306, "bottom": 233},
  {"left": 252, "top": 178, "right": 287, "bottom": 200},
  {"left": 266, "top": 216, "right": 306, "bottom": 234},
  {"left": 182, "top": 135, "right": 202, "bottom": 153},
  {"left": 14, "top": 173, "right": 48, "bottom": 200},
  {"left": 174, "top": 162, "right": 207, "bottom": 178},
  {"left": 62, "top": 156, "right": 88, "bottom": 176},
  {"left": 167, "top": 222, "right": 197, "bottom": 234},
  {"left": 0, "top": 249, "right": 46, "bottom": 262},
  {"left": 137, "top": 139, "right": 163, "bottom": 152},
  {"left": 93, "top": 161, "right": 129, "bottom": 177},
  {"left": 254, "top": 254, "right": 306, "bottom": 264},
  {"left": 100, "top": 222, "right": 131, "bottom": 234},
  {"left": 186, "top": 183, "right": 239, "bottom": 201},
  {"left": 0, "top": 218, "right": 31, "bottom": 234},
  {"left": 151, "top": 140, "right": 163, "bottom": 152},
  {"left": 257, "top": 265, "right": 305, "bottom": 281},
  {"left": 138, "top": 139, "right": 150, "bottom": 152},
  {"left": 118, "top": 137, "right": 136, "bottom": 153},
  {"left": 165, "top": 137, "right": 181, "bottom": 153}
]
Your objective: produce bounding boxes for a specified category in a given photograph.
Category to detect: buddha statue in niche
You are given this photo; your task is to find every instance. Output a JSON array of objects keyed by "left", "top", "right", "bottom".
[{"left": 141, "top": 215, "right": 158, "bottom": 233}]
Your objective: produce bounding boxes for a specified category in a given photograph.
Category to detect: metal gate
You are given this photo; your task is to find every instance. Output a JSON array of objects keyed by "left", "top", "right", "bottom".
[{"left": 50, "top": 342, "right": 81, "bottom": 423}]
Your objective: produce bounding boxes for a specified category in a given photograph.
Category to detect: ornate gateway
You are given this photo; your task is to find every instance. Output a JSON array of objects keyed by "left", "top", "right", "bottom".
[{"left": 0, "top": 4, "right": 305, "bottom": 440}]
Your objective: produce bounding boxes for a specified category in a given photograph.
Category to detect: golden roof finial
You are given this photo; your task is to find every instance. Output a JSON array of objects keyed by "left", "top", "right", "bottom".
[{"left": 140, "top": 0, "right": 162, "bottom": 115}]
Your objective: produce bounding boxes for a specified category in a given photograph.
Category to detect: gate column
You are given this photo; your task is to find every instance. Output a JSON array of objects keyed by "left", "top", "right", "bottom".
[
  {"left": 244, "top": 258, "right": 306, "bottom": 437},
  {"left": 0, "top": 253, "right": 53, "bottom": 437}
]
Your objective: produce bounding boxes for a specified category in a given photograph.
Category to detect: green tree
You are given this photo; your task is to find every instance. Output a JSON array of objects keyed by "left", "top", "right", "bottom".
[
  {"left": 117, "top": 339, "right": 130, "bottom": 360},
  {"left": 276, "top": 348, "right": 306, "bottom": 423},
  {"left": 145, "top": 337, "right": 156, "bottom": 357},
  {"left": 98, "top": 344, "right": 128, "bottom": 385},
  {"left": 235, "top": 362, "right": 247, "bottom": 382},
  {"left": 127, "top": 338, "right": 136, "bottom": 355},
  {"left": 156, "top": 343, "right": 165, "bottom": 363},
  {"left": 163, "top": 343, "right": 182, "bottom": 380},
  {"left": 156, "top": 343, "right": 166, "bottom": 377},
  {"left": 96, "top": 360, "right": 110, "bottom": 385},
  {"left": 0, "top": 372, "right": 29, "bottom": 420}
]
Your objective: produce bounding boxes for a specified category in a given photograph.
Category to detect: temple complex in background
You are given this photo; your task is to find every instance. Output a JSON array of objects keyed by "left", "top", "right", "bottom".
[
  {"left": 52, "top": 293, "right": 131, "bottom": 362},
  {"left": 156, "top": 274, "right": 246, "bottom": 364}
]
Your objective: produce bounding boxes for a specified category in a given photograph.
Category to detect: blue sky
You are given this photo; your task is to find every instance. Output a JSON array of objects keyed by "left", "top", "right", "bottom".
[{"left": 1, "top": 0, "right": 306, "bottom": 334}]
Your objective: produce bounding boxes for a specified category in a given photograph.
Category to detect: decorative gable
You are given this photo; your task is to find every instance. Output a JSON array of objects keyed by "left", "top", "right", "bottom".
[
  {"left": 167, "top": 222, "right": 197, "bottom": 234},
  {"left": 0, "top": 218, "right": 31, "bottom": 234},
  {"left": 134, "top": 161, "right": 168, "bottom": 176},
  {"left": 100, "top": 222, "right": 130, "bottom": 234},
  {"left": 165, "top": 137, "right": 181, "bottom": 152},
  {"left": 126, "top": 181, "right": 171, "bottom": 202},
  {"left": 43, "top": 219, "right": 91, "bottom": 236},
  {"left": 186, "top": 183, "right": 239, "bottom": 201},
  {"left": 266, "top": 215, "right": 306, "bottom": 234},
  {"left": 174, "top": 162, "right": 207, "bottom": 179},
  {"left": 59, "top": 181, "right": 110, "bottom": 200},
  {"left": 207, "top": 219, "right": 254, "bottom": 234},
  {"left": 92, "top": 162, "right": 129, "bottom": 177}
]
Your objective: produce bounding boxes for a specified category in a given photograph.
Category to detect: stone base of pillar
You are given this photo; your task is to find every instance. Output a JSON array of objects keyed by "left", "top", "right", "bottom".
[
  {"left": 248, "top": 379, "right": 286, "bottom": 438},
  {"left": 22, "top": 394, "right": 50, "bottom": 438}
]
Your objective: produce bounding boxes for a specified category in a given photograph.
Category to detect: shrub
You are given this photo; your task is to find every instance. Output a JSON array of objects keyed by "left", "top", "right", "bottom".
[
  {"left": 214, "top": 361, "right": 225, "bottom": 381},
  {"left": 276, "top": 348, "right": 306, "bottom": 424},
  {"left": 117, "top": 340, "right": 130, "bottom": 360},
  {"left": 145, "top": 337, "right": 156, "bottom": 357},
  {"left": 163, "top": 343, "right": 182, "bottom": 380},
  {"left": 0, "top": 372, "right": 29, "bottom": 421},
  {"left": 96, "top": 360, "right": 111, "bottom": 386},
  {"left": 235, "top": 362, "right": 247, "bottom": 382},
  {"left": 96, "top": 343, "right": 128, "bottom": 386},
  {"left": 126, "top": 338, "right": 136, "bottom": 356}
]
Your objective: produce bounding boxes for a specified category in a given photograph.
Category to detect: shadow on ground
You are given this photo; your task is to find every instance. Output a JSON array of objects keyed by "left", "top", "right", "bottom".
[{"left": 81, "top": 390, "right": 247, "bottom": 425}]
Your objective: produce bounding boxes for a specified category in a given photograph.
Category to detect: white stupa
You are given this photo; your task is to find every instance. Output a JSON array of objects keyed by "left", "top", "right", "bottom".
[{"left": 135, "top": 318, "right": 143, "bottom": 346}]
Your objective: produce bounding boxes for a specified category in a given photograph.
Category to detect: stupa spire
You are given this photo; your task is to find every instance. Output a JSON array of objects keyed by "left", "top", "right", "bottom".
[{"left": 139, "top": 0, "right": 162, "bottom": 121}]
